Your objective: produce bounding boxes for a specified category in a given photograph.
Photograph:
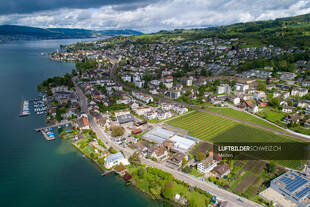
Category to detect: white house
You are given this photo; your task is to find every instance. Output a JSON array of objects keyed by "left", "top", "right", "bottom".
[
  {"left": 216, "top": 84, "right": 231, "bottom": 94},
  {"left": 228, "top": 95, "right": 240, "bottom": 105},
  {"left": 253, "top": 91, "right": 266, "bottom": 100},
  {"left": 282, "top": 106, "right": 294, "bottom": 113},
  {"left": 132, "top": 91, "right": 154, "bottom": 103},
  {"left": 291, "top": 88, "right": 308, "bottom": 97},
  {"left": 234, "top": 83, "right": 249, "bottom": 92},
  {"left": 121, "top": 75, "right": 131, "bottom": 82},
  {"left": 104, "top": 152, "right": 129, "bottom": 169},
  {"left": 144, "top": 111, "right": 157, "bottom": 120},
  {"left": 135, "top": 107, "right": 152, "bottom": 116},
  {"left": 197, "top": 157, "right": 217, "bottom": 174}
]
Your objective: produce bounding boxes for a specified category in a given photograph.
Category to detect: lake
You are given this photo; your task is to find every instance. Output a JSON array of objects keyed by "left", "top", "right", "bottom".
[{"left": 0, "top": 39, "right": 163, "bottom": 207}]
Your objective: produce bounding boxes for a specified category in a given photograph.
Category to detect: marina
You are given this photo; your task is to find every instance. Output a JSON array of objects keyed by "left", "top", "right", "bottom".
[
  {"left": 19, "top": 96, "right": 47, "bottom": 117},
  {"left": 35, "top": 121, "right": 71, "bottom": 141}
]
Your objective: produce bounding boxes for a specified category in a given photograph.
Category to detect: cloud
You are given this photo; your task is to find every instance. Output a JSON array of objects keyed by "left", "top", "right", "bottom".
[
  {"left": 0, "top": 0, "right": 154, "bottom": 15},
  {"left": 0, "top": 0, "right": 310, "bottom": 33}
]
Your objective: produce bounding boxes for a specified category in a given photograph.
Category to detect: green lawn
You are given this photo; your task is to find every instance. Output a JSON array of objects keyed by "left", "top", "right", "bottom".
[
  {"left": 257, "top": 110, "right": 287, "bottom": 127},
  {"left": 206, "top": 107, "right": 283, "bottom": 131},
  {"left": 186, "top": 191, "right": 209, "bottom": 207},
  {"left": 189, "top": 168, "right": 204, "bottom": 177}
]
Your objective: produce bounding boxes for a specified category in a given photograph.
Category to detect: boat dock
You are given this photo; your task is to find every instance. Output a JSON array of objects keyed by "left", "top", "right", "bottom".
[
  {"left": 19, "top": 100, "right": 30, "bottom": 117},
  {"left": 41, "top": 130, "right": 55, "bottom": 141},
  {"left": 101, "top": 170, "right": 113, "bottom": 176},
  {"left": 34, "top": 121, "right": 71, "bottom": 132}
]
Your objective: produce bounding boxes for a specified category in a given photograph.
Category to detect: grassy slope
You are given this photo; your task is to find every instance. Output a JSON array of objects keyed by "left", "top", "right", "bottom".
[
  {"left": 128, "top": 13, "right": 310, "bottom": 48},
  {"left": 206, "top": 107, "right": 284, "bottom": 131}
]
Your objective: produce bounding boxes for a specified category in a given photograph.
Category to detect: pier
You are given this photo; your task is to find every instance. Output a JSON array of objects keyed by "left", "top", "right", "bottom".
[
  {"left": 41, "top": 130, "right": 55, "bottom": 141},
  {"left": 19, "top": 100, "right": 30, "bottom": 117},
  {"left": 34, "top": 121, "right": 71, "bottom": 132},
  {"left": 101, "top": 170, "right": 113, "bottom": 176}
]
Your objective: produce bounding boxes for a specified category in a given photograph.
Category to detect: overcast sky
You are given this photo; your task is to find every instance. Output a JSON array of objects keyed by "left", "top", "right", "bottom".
[{"left": 0, "top": 0, "right": 310, "bottom": 33}]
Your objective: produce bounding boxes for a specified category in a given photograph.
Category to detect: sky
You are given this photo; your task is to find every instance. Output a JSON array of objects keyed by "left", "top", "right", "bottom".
[{"left": 0, "top": 0, "right": 310, "bottom": 33}]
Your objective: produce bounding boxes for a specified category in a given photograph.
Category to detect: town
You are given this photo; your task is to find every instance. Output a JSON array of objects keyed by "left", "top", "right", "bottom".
[{"left": 39, "top": 32, "right": 310, "bottom": 207}]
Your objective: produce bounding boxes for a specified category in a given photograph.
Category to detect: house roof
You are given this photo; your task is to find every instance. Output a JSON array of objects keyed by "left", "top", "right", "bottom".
[
  {"left": 172, "top": 152, "right": 185, "bottom": 162},
  {"left": 117, "top": 114, "right": 134, "bottom": 124},
  {"left": 132, "top": 128, "right": 142, "bottom": 134},
  {"left": 212, "top": 163, "right": 230, "bottom": 176},
  {"left": 105, "top": 152, "right": 124, "bottom": 163},
  {"left": 115, "top": 164, "right": 126, "bottom": 172},
  {"left": 201, "top": 156, "right": 214, "bottom": 168}
]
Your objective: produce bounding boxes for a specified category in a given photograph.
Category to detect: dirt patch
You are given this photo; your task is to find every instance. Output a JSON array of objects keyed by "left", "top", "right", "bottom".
[
  {"left": 243, "top": 160, "right": 265, "bottom": 174},
  {"left": 234, "top": 174, "right": 258, "bottom": 193},
  {"left": 193, "top": 142, "right": 213, "bottom": 155}
]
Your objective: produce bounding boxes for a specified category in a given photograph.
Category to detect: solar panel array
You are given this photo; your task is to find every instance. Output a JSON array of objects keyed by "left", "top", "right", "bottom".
[
  {"left": 280, "top": 173, "right": 308, "bottom": 193},
  {"left": 296, "top": 187, "right": 310, "bottom": 199}
]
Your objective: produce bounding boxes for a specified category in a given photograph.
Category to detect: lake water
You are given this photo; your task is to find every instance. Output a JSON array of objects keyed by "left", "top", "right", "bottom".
[{"left": 0, "top": 39, "right": 162, "bottom": 207}]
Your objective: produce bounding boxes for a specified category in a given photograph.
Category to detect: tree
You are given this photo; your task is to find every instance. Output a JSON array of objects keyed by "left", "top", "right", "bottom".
[
  {"left": 266, "top": 162, "right": 276, "bottom": 174},
  {"left": 182, "top": 166, "right": 191, "bottom": 173},
  {"left": 108, "top": 147, "right": 117, "bottom": 154},
  {"left": 129, "top": 152, "right": 141, "bottom": 167},
  {"left": 162, "top": 181, "right": 175, "bottom": 199},
  {"left": 111, "top": 125, "right": 124, "bottom": 137},
  {"left": 269, "top": 97, "right": 280, "bottom": 108},
  {"left": 194, "top": 152, "right": 206, "bottom": 161},
  {"left": 138, "top": 167, "right": 145, "bottom": 178},
  {"left": 257, "top": 81, "right": 267, "bottom": 91},
  {"left": 159, "top": 82, "right": 166, "bottom": 89}
]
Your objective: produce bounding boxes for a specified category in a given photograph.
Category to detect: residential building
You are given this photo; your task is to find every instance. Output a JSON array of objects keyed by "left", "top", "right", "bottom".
[
  {"left": 76, "top": 115, "right": 89, "bottom": 130},
  {"left": 282, "top": 106, "right": 294, "bottom": 113},
  {"left": 197, "top": 156, "right": 217, "bottom": 174},
  {"left": 104, "top": 152, "right": 129, "bottom": 169},
  {"left": 181, "top": 78, "right": 193, "bottom": 86},
  {"left": 253, "top": 91, "right": 266, "bottom": 100},
  {"left": 216, "top": 84, "right": 231, "bottom": 94},
  {"left": 132, "top": 91, "right": 154, "bottom": 103},
  {"left": 212, "top": 163, "right": 231, "bottom": 178},
  {"left": 165, "top": 90, "right": 181, "bottom": 99},
  {"left": 291, "top": 88, "right": 308, "bottom": 97}
]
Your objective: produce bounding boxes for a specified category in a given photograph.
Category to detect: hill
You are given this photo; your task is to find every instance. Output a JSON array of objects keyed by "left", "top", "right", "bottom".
[
  {"left": 129, "top": 13, "right": 310, "bottom": 48},
  {"left": 0, "top": 25, "right": 143, "bottom": 41}
]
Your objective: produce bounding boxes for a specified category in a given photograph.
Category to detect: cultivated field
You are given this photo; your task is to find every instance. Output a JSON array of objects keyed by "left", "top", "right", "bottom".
[
  {"left": 167, "top": 110, "right": 295, "bottom": 143},
  {"left": 167, "top": 110, "right": 238, "bottom": 140},
  {"left": 167, "top": 110, "right": 304, "bottom": 169}
]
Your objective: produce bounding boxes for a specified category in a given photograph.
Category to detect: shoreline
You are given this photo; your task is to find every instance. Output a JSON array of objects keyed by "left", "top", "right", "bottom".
[{"left": 71, "top": 140, "right": 179, "bottom": 206}]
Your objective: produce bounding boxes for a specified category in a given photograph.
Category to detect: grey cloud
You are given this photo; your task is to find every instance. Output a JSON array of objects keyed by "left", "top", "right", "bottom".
[
  {"left": 0, "top": 0, "right": 157, "bottom": 15},
  {"left": 0, "top": 0, "right": 309, "bottom": 33}
]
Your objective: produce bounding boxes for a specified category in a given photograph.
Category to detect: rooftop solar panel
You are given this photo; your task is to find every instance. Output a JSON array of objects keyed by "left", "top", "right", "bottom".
[{"left": 296, "top": 187, "right": 310, "bottom": 199}]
